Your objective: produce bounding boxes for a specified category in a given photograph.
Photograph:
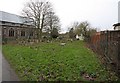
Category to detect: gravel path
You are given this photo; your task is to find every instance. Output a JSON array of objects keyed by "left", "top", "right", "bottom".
[{"left": 2, "top": 52, "right": 19, "bottom": 81}]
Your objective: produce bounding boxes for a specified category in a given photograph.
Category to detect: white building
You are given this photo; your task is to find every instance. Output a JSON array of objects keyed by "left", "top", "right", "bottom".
[{"left": 76, "top": 34, "right": 84, "bottom": 40}]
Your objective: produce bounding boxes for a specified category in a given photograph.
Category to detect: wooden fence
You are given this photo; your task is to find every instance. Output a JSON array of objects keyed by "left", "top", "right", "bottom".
[{"left": 89, "top": 30, "right": 120, "bottom": 77}]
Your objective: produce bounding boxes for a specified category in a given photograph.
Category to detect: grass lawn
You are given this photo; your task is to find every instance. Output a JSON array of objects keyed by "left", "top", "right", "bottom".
[{"left": 2, "top": 41, "right": 119, "bottom": 81}]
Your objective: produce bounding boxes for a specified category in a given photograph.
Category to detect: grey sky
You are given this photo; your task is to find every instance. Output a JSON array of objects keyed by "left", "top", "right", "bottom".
[{"left": 0, "top": 0, "right": 119, "bottom": 33}]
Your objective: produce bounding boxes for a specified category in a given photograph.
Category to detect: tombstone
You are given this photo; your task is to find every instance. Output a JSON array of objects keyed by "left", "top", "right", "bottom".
[{"left": 60, "top": 43, "right": 66, "bottom": 46}]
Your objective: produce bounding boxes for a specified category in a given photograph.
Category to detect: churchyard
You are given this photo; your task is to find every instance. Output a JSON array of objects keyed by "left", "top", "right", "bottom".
[{"left": 2, "top": 41, "right": 119, "bottom": 81}]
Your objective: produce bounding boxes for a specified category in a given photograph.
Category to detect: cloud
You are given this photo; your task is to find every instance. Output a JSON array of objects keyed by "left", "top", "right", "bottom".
[{"left": 0, "top": 0, "right": 119, "bottom": 32}]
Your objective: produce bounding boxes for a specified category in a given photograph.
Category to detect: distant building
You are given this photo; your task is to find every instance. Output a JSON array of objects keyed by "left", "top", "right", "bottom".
[
  {"left": 113, "top": 23, "right": 120, "bottom": 30},
  {"left": 0, "top": 11, "right": 37, "bottom": 43},
  {"left": 76, "top": 34, "right": 84, "bottom": 40}
]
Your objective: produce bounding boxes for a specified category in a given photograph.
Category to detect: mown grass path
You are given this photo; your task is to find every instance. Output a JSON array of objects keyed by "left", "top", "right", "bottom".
[{"left": 2, "top": 41, "right": 118, "bottom": 81}]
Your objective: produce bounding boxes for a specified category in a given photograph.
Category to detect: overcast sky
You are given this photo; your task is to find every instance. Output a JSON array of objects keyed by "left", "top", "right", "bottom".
[{"left": 0, "top": 0, "right": 119, "bottom": 33}]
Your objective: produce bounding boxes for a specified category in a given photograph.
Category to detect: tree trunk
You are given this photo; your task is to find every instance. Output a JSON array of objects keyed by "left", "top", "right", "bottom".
[
  {"left": 41, "top": 14, "right": 45, "bottom": 30},
  {"left": 39, "top": 14, "right": 45, "bottom": 41},
  {"left": 37, "top": 16, "right": 41, "bottom": 42}
]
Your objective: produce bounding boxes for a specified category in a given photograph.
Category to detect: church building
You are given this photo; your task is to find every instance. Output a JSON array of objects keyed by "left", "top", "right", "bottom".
[{"left": 0, "top": 11, "right": 37, "bottom": 43}]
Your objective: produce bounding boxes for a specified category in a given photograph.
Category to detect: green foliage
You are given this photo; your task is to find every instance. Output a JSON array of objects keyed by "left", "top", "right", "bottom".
[
  {"left": 2, "top": 41, "right": 119, "bottom": 81},
  {"left": 70, "top": 21, "right": 97, "bottom": 41},
  {"left": 51, "top": 28, "right": 59, "bottom": 38},
  {"left": 69, "top": 28, "right": 75, "bottom": 39}
]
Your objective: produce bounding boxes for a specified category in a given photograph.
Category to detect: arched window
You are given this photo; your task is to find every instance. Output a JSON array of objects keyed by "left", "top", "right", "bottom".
[
  {"left": 9, "top": 28, "right": 14, "bottom": 37},
  {"left": 21, "top": 30, "right": 25, "bottom": 36}
]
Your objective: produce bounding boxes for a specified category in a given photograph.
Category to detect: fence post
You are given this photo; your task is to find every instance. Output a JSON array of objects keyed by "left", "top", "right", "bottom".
[
  {"left": 118, "top": 34, "right": 120, "bottom": 77},
  {"left": 104, "top": 30, "right": 110, "bottom": 63},
  {"left": 106, "top": 30, "right": 108, "bottom": 58}
]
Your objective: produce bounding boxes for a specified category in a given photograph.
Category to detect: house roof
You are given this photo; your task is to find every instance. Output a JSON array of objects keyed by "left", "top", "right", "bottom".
[
  {"left": 0, "top": 11, "right": 33, "bottom": 25},
  {"left": 113, "top": 23, "right": 120, "bottom": 27}
]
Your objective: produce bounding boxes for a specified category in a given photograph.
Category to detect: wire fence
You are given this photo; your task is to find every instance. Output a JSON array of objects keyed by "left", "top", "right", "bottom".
[{"left": 89, "top": 30, "right": 120, "bottom": 77}]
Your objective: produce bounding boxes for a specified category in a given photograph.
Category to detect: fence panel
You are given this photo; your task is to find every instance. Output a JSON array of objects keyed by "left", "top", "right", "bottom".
[{"left": 90, "top": 30, "right": 120, "bottom": 77}]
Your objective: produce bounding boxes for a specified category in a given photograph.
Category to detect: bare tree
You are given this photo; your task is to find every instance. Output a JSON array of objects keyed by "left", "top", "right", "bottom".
[
  {"left": 22, "top": 0, "right": 53, "bottom": 40},
  {"left": 77, "top": 21, "right": 90, "bottom": 37},
  {"left": 44, "top": 12, "right": 61, "bottom": 33},
  {"left": 72, "top": 21, "right": 97, "bottom": 41}
]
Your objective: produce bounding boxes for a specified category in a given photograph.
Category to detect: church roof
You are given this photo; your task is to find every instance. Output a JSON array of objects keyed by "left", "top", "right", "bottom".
[{"left": 0, "top": 11, "right": 33, "bottom": 25}]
